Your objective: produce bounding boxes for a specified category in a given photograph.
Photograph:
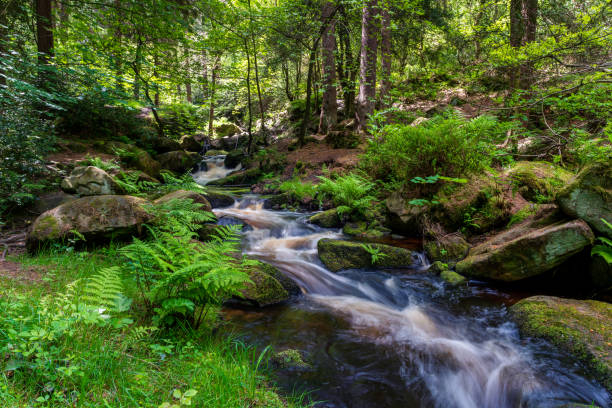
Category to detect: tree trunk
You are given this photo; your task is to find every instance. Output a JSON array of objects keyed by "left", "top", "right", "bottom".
[
  {"left": 248, "top": 0, "right": 267, "bottom": 145},
  {"left": 244, "top": 39, "right": 254, "bottom": 154},
  {"left": 299, "top": 43, "right": 317, "bottom": 145},
  {"left": 133, "top": 39, "right": 142, "bottom": 100},
  {"left": 339, "top": 13, "right": 357, "bottom": 119},
  {"left": 36, "top": 0, "right": 54, "bottom": 85},
  {"left": 153, "top": 54, "right": 160, "bottom": 106},
  {"left": 185, "top": 47, "right": 192, "bottom": 103},
  {"left": 201, "top": 49, "right": 209, "bottom": 98},
  {"left": 510, "top": 0, "right": 538, "bottom": 89},
  {"left": 208, "top": 55, "right": 221, "bottom": 140},
  {"left": 355, "top": 0, "right": 378, "bottom": 132},
  {"left": 282, "top": 61, "right": 293, "bottom": 101},
  {"left": 318, "top": 1, "right": 338, "bottom": 134},
  {"left": 378, "top": 5, "right": 392, "bottom": 108}
]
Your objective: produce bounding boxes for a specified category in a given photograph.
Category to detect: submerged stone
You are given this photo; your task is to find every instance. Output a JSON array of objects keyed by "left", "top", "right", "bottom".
[{"left": 510, "top": 296, "right": 612, "bottom": 393}]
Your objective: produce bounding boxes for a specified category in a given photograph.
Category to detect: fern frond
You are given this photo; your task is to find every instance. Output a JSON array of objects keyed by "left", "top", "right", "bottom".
[{"left": 82, "top": 267, "right": 124, "bottom": 312}]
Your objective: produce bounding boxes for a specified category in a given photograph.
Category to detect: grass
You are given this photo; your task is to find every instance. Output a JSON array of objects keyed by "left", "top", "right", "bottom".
[{"left": 0, "top": 247, "right": 307, "bottom": 408}]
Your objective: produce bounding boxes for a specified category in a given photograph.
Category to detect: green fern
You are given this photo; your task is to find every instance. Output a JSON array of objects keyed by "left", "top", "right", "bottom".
[
  {"left": 318, "top": 172, "right": 376, "bottom": 216},
  {"left": 160, "top": 171, "right": 205, "bottom": 193},
  {"left": 82, "top": 266, "right": 125, "bottom": 312},
  {"left": 591, "top": 218, "right": 612, "bottom": 265},
  {"left": 114, "top": 171, "right": 159, "bottom": 195}
]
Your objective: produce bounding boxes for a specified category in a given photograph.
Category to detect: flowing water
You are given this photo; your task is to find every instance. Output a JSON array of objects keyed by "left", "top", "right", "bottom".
[
  {"left": 193, "top": 155, "right": 242, "bottom": 185},
  {"left": 196, "top": 159, "right": 611, "bottom": 408}
]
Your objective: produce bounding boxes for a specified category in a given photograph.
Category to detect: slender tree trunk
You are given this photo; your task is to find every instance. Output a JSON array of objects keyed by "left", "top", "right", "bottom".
[
  {"left": 378, "top": 5, "right": 392, "bottom": 108},
  {"left": 185, "top": 47, "right": 192, "bottom": 103},
  {"left": 282, "top": 61, "right": 293, "bottom": 101},
  {"left": 318, "top": 1, "right": 338, "bottom": 134},
  {"left": 208, "top": 55, "right": 221, "bottom": 140},
  {"left": 339, "top": 14, "right": 356, "bottom": 119},
  {"left": 295, "top": 56, "right": 302, "bottom": 96},
  {"left": 355, "top": 0, "right": 379, "bottom": 132},
  {"left": 299, "top": 43, "right": 317, "bottom": 145},
  {"left": 510, "top": 0, "right": 538, "bottom": 89},
  {"left": 133, "top": 39, "right": 142, "bottom": 100},
  {"left": 244, "top": 39, "right": 254, "bottom": 154},
  {"left": 36, "top": 0, "right": 54, "bottom": 85},
  {"left": 153, "top": 54, "right": 160, "bottom": 106},
  {"left": 248, "top": 0, "right": 267, "bottom": 144},
  {"left": 201, "top": 49, "right": 209, "bottom": 98}
]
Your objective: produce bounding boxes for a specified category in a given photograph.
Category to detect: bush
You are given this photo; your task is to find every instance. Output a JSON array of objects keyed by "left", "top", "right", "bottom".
[
  {"left": 57, "top": 91, "right": 154, "bottom": 141},
  {"left": 158, "top": 103, "right": 207, "bottom": 139},
  {"left": 317, "top": 172, "right": 376, "bottom": 217},
  {"left": 361, "top": 112, "right": 512, "bottom": 188},
  {"left": 279, "top": 179, "right": 318, "bottom": 201}
]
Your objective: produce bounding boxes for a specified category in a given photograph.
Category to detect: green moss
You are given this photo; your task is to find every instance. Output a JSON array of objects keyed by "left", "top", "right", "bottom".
[
  {"left": 428, "top": 261, "right": 449, "bottom": 274},
  {"left": 424, "top": 234, "right": 470, "bottom": 263},
  {"left": 240, "top": 261, "right": 289, "bottom": 307},
  {"left": 207, "top": 168, "right": 262, "bottom": 186},
  {"left": 510, "top": 296, "right": 612, "bottom": 393},
  {"left": 440, "top": 270, "right": 467, "bottom": 285},
  {"left": 271, "top": 349, "right": 310, "bottom": 369},
  {"left": 309, "top": 208, "right": 342, "bottom": 228},
  {"left": 317, "top": 239, "right": 413, "bottom": 272},
  {"left": 506, "top": 204, "right": 538, "bottom": 227},
  {"left": 33, "top": 214, "right": 61, "bottom": 240},
  {"left": 507, "top": 161, "right": 572, "bottom": 203}
]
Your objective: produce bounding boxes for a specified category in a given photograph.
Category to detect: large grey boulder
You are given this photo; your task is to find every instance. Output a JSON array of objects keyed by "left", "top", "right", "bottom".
[
  {"left": 61, "top": 166, "right": 121, "bottom": 196},
  {"left": 455, "top": 219, "right": 594, "bottom": 282},
  {"left": 27, "top": 195, "right": 153, "bottom": 250},
  {"left": 557, "top": 162, "right": 612, "bottom": 239}
]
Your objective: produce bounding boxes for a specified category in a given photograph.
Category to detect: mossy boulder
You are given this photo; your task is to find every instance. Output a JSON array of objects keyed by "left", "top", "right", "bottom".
[
  {"left": 61, "top": 166, "right": 121, "bottom": 196},
  {"left": 428, "top": 261, "right": 449, "bottom": 274},
  {"left": 506, "top": 161, "right": 572, "bottom": 203},
  {"left": 342, "top": 221, "right": 391, "bottom": 240},
  {"left": 424, "top": 233, "right": 470, "bottom": 264},
  {"left": 385, "top": 192, "right": 428, "bottom": 236},
  {"left": 179, "top": 135, "right": 202, "bottom": 152},
  {"left": 510, "top": 296, "right": 612, "bottom": 393},
  {"left": 239, "top": 261, "right": 291, "bottom": 307},
  {"left": 153, "top": 190, "right": 213, "bottom": 213},
  {"left": 27, "top": 195, "right": 153, "bottom": 250},
  {"left": 557, "top": 162, "right": 612, "bottom": 239},
  {"left": 440, "top": 270, "right": 467, "bottom": 285},
  {"left": 207, "top": 168, "right": 261, "bottom": 186},
  {"left": 317, "top": 239, "right": 414, "bottom": 272},
  {"left": 205, "top": 149, "right": 228, "bottom": 156},
  {"left": 263, "top": 192, "right": 293, "bottom": 210},
  {"left": 309, "top": 208, "right": 343, "bottom": 228},
  {"left": 150, "top": 136, "right": 181, "bottom": 154},
  {"left": 224, "top": 150, "right": 245, "bottom": 169},
  {"left": 202, "top": 190, "right": 235, "bottom": 208},
  {"left": 215, "top": 122, "right": 241, "bottom": 138},
  {"left": 156, "top": 150, "right": 200, "bottom": 174},
  {"left": 455, "top": 219, "right": 594, "bottom": 282},
  {"left": 100, "top": 141, "right": 162, "bottom": 178}
]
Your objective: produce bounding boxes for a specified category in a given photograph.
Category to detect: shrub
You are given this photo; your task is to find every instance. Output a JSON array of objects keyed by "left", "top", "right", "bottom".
[
  {"left": 361, "top": 112, "right": 513, "bottom": 188},
  {"left": 158, "top": 103, "right": 207, "bottom": 139},
  {"left": 56, "top": 91, "right": 153, "bottom": 141},
  {"left": 317, "top": 172, "right": 376, "bottom": 216}
]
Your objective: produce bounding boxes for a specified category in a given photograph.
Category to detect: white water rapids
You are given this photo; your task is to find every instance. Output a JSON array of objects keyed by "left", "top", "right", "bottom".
[{"left": 213, "top": 198, "right": 610, "bottom": 408}]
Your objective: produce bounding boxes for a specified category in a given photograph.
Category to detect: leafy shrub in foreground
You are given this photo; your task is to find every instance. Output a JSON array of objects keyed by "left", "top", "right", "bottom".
[{"left": 361, "top": 113, "right": 513, "bottom": 188}]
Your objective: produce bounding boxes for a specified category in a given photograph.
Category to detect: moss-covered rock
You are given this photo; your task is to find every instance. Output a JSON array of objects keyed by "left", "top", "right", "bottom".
[
  {"left": 342, "top": 222, "right": 391, "bottom": 240},
  {"left": 204, "top": 149, "right": 228, "bottom": 156},
  {"left": 309, "top": 208, "right": 343, "bottom": 228},
  {"left": 557, "top": 162, "right": 612, "bottom": 239},
  {"left": 27, "top": 195, "right": 153, "bottom": 250},
  {"left": 385, "top": 191, "right": 428, "bottom": 236},
  {"left": 239, "top": 261, "right": 291, "bottom": 307},
  {"left": 424, "top": 233, "right": 470, "bottom": 264},
  {"left": 156, "top": 150, "right": 200, "bottom": 174},
  {"left": 440, "top": 270, "right": 467, "bottom": 285},
  {"left": 455, "top": 219, "right": 594, "bottom": 282},
  {"left": 510, "top": 296, "right": 612, "bottom": 393},
  {"left": 270, "top": 349, "right": 310, "bottom": 369},
  {"left": 150, "top": 136, "right": 181, "bottom": 154},
  {"left": 507, "top": 161, "right": 573, "bottom": 203},
  {"left": 207, "top": 168, "right": 261, "bottom": 186},
  {"left": 100, "top": 141, "right": 162, "bottom": 178},
  {"left": 215, "top": 122, "right": 241, "bottom": 138},
  {"left": 153, "top": 189, "right": 213, "bottom": 212},
  {"left": 61, "top": 166, "right": 122, "bottom": 196},
  {"left": 202, "top": 190, "right": 235, "bottom": 208},
  {"left": 179, "top": 135, "right": 202, "bottom": 152},
  {"left": 428, "top": 261, "right": 449, "bottom": 274},
  {"left": 224, "top": 150, "right": 245, "bottom": 169},
  {"left": 317, "top": 239, "right": 414, "bottom": 272}
]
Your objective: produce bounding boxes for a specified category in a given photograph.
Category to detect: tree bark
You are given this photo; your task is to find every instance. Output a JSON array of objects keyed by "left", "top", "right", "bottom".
[
  {"left": 318, "top": 1, "right": 338, "bottom": 134},
  {"left": 298, "top": 43, "right": 318, "bottom": 145},
  {"left": 510, "top": 0, "right": 538, "bottom": 89},
  {"left": 282, "top": 61, "right": 293, "bottom": 101},
  {"left": 36, "top": 0, "right": 54, "bottom": 85},
  {"left": 248, "top": 0, "right": 267, "bottom": 144},
  {"left": 244, "top": 39, "right": 254, "bottom": 154},
  {"left": 378, "top": 5, "right": 392, "bottom": 108},
  {"left": 339, "top": 13, "right": 357, "bottom": 119},
  {"left": 184, "top": 46, "right": 192, "bottom": 103},
  {"left": 208, "top": 55, "right": 221, "bottom": 140},
  {"left": 355, "top": 0, "right": 378, "bottom": 132}
]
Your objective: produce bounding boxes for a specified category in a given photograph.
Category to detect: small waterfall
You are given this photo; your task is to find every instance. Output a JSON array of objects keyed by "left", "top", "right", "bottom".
[
  {"left": 192, "top": 155, "right": 241, "bottom": 185},
  {"left": 215, "top": 197, "right": 610, "bottom": 408}
]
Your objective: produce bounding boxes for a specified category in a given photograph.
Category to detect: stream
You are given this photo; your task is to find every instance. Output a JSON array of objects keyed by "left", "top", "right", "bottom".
[{"left": 193, "top": 157, "right": 611, "bottom": 408}]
